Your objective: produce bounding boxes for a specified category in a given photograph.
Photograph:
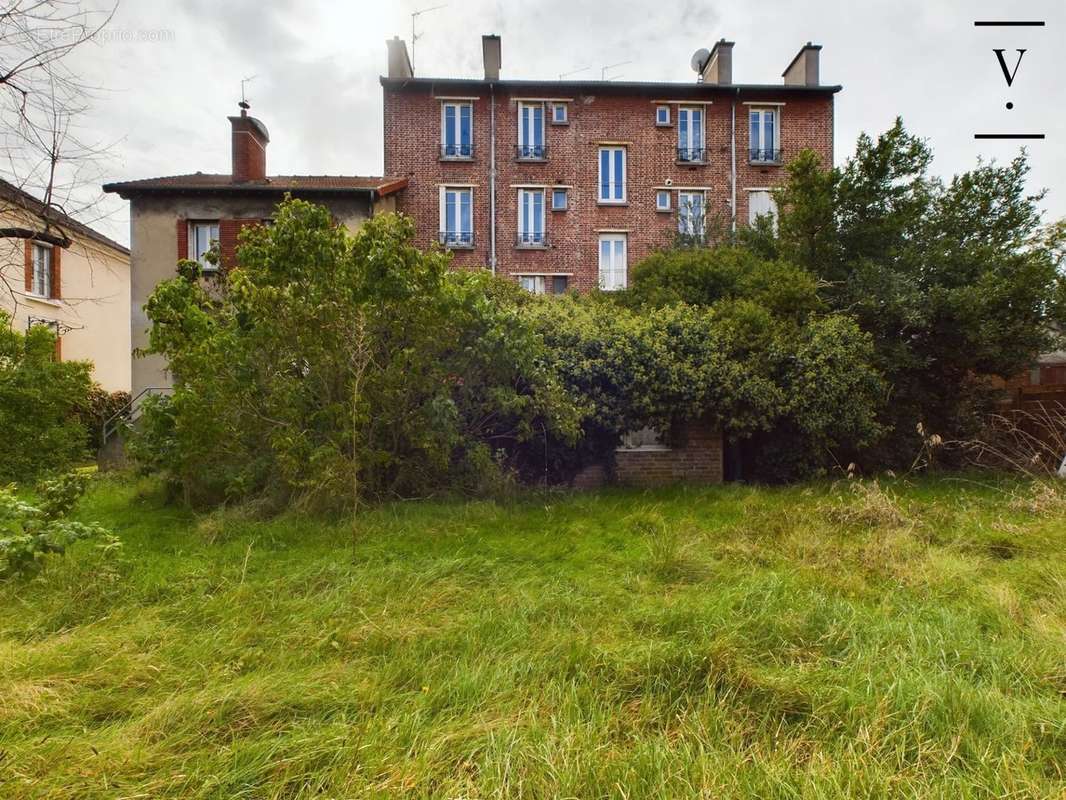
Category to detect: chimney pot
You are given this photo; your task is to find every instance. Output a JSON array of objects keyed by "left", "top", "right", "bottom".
[
  {"left": 229, "top": 106, "right": 269, "bottom": 182},
  {"left": 482, "top": 34, "right": 501, "bottom": 81},
  {"left": 386, "top": 36, "right": 414, "bottom": 79},
  {"left": 701, "top": 39, "right": 734, "bottom": 85},
  {"left": 783, "top": 42, "right": 821, "bottom": 86}
]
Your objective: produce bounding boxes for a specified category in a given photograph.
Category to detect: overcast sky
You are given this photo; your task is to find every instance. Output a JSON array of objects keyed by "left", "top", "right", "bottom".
[{"left": 65, "top": 0, "right": 1064, "bottom": 245}]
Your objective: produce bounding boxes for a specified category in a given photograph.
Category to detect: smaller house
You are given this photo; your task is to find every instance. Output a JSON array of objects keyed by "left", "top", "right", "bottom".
[
  {"left": 104, "top": 103, "right": 407, "bottom": 398},
  {"left": 0, "top": 179, "right": 131, "bottom": 391}
]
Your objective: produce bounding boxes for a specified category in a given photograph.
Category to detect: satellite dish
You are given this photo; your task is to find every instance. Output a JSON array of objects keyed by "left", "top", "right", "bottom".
[{"left": 691, "top": 48, "right": 711, "bottom": 74}]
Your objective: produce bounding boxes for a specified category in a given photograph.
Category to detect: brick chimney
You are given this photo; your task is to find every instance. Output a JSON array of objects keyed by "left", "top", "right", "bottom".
[
  {"left": 783, "top": 42, "right": 821, "bottom": 86},
  {"left": 482, "top": 34, "right": 501, "bottom": 81},
  {"left": 386, "top": 36, "right": 414, "bottom": 79},
  {"left": 701, "top": 39, "right": 734, "bottom": 85},
  {"left": 228, "top": 104, "right": 269, "bottom": 182}
]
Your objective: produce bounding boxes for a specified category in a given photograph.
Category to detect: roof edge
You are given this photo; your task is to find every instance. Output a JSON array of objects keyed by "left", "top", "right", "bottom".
[{"left": 379, "top": 75, "right": 842, "bottom": 94}]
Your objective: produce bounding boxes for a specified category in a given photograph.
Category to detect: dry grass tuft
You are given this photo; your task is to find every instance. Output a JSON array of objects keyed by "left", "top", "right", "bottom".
[
  {"left": 822, "top": 480, "right": 912, "bottom": 531},
  {"left": 1007, "top": 480, "right": 1066, "bottom": 516}
]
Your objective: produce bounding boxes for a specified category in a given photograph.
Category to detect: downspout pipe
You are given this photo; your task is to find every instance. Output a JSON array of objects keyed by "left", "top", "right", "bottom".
[
  {"left": 730, "top": 88, "right": 737, "bottom": 237},
  {"left": 489, "top": 83, "right": 497, "bottom": 275}
]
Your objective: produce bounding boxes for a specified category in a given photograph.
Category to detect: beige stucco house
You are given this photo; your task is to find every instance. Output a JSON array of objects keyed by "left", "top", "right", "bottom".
[
  {"left": 0, "top": 179, "right": 131, "bottom": 391},
  {"left": 104, "top": 104, "right": 406, "bottom": 398}
]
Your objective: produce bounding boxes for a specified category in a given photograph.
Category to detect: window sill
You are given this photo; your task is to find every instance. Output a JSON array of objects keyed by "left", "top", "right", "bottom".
[
  {"left": 616, "top": 445, "right": 672, "bottom": 453},
  {"left": 655, "top": 207, "right": 671, "bottom": 213},
  {"left": 750, "top": 160, "right": 783, "bottom": 167},
  {"left": 675, "top": 160, "right": 707, "bottom": 167},
  {"left": 550, "top": 121, "right": 568, "bottom": 127},
  {"left": 550, "top": 207, "right": 567, "bottom": 212},
  {"left": 516, "top": 157, "right": 549, "bottom": 164},
  {"left": 655, "top": 122, "right": 673, "bottom": 128},
  {"left": 23, "top": 293, "right": 62, "bottom": 307},
  {"left": 443, "top": 244, "right": 475, "bottom": 251},
  {"left": 515, "top": 243, "right": 549, "bottom": 250},
  {"left": 439, "top": 156, "right": 475, "bottom": 163},
  {"left": 597, "top": 200, "right": 628, "bottom": 207}
]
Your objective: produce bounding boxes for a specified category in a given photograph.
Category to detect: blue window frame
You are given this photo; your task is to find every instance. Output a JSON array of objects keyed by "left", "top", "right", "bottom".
[
  {"left": 441, "top": 101, "right": 473, "bottom": 158},
  {"left": 441, "top": 187, "right": 473, "bottom": 246},
  {"left": 518, "top": 102, "right": 545, "bottom": 158},
  {"left": 749, "top": 107, "right": 779, "bottom": 162},
  {"left": 598, "top": 146, "right": 626, "bottom": 203},
  {"left": 678, "top": 106, "right": 704, "bottom": 161},
  {"left": 518, "top": 188, "right": 546, "bottom": 245}
]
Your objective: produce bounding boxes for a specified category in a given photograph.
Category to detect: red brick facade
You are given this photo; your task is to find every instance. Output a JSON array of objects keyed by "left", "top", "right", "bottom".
[
  {"left": 615, "top": 419, "right": 724, "bottom": 486},
  {"left": 383, "top": 80, "right": 835, "bottom": 292}
]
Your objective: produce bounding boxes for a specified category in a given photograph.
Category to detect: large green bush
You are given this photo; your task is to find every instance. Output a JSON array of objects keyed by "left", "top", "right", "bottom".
[
  {"left": 519, "top": 293, "right": 883, "bottom": 483},
  {"left": 0, "top": 314, "right": 93, "bottom": 483},
  {"left": 136, "top": 200, "right": 580, "bottom": 509},
  {"left": 771, "top": 120, "right": 1066, "bottom": 465}
]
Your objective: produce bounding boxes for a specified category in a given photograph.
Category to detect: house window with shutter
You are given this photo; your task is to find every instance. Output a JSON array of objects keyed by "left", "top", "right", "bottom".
[
  {"left": 188, "top": 221, "right": 220, "bottom": 272},
  {"left": 31, "top": 243, "right": 53, "bottom": 298}
]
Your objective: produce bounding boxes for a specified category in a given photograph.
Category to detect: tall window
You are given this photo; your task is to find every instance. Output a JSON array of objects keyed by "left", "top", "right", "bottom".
[
  {"left": 517, "top": 102, "right": 545, "bottom": 159},
  {"left": 598, "top": 233, "right": 627, "bottom": 291},
  {"left": 31, "top": 243, "right": 52, "bottom": 297},
  {"left": 189, "top": 221, "right": 219, "bottom": 272},
  {"left": 678, "top": 191, "right": 705, "bottom": 240},
  {"left": 598, "top": 146, "right": 626, "bottom": 203},
  {"left": 517, "top": 188, "right": 546, "bottom": 246},
  {"left": 748, "top": 190, "right": 778, "bottom": 227},
  {"left": 677, "top": 107, "right": 704, "bottom": 162},
  {"left": 441, "top": 101, "right": 473, "bottom": 158},
  {"left": 440, "top": 187, "right": 473, "bottom": 247},
  {"left": 749, "top": 108, "right": 779, "bottom": 162}
]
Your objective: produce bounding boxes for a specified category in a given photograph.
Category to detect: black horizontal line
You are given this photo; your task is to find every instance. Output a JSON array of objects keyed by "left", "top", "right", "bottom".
[
  {"left": 973, "top": 20, "right": 1045, "bottom": 26},
  {"left": 974, "top": 133, "right": 1045, "bottom": 139}
]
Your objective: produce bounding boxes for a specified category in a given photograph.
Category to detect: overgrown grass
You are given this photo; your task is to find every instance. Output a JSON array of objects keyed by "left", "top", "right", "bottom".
[{"left": 1, "top": 474, "right": 1064, "bottom": 798}]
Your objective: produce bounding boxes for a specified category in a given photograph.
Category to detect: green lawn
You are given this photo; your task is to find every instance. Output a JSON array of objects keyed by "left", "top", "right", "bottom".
[{"left": 1, "top": 475, "right": 1064, "bottom": 799}]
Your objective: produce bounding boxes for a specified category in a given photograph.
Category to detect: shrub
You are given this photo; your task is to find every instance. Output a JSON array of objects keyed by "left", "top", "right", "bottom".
[
  {"left": 0, "top": 472, "right": 116, "bottom": 579},
  {"left": 0, "top": 313, "right": 93, "bottom": 482},
  {"left": 135, "top": 201, "right": 581, "bottom": 510},
  {"left": 79, "top": 386, "right": 131, "bottom": 452}
]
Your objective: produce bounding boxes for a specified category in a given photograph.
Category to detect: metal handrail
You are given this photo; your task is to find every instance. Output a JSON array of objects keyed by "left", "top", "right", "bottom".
[{"left": 101, "top": 386, "right": 174, "bottom": 444}]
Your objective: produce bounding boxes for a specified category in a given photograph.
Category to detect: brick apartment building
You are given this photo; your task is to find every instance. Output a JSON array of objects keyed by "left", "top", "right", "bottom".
[{"left": 382, "top": 34, "right": 839, "bottom": 294}]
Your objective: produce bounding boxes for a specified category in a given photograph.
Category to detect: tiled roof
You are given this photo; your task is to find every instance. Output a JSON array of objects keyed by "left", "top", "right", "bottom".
[
  {"left": 103, "top": 173, "right": 408, "bottom": 198},
  {"left": 0, "top": 178, "right": 129, "bottom": 255}
]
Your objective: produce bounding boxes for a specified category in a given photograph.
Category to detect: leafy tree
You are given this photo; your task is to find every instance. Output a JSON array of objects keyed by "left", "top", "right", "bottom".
[
  {"left": 0, "top": 313, "right": 92, "bottom": 482},
  {"left": 138, "top": 200, "right": 580, "bottom": 509},
  {"left": 773, "top": 119, "right": 1066, "bottom": 464}
]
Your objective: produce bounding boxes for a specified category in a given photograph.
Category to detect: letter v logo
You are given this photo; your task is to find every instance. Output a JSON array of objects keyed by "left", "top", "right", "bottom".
[{"left": 993, "top": 48, "right": 1026, "bottom": 86}]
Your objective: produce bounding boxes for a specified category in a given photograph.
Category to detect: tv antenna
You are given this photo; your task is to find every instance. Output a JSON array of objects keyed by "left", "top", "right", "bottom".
[
  {"left": 559, "top": 65, "right": 590, "bottom": 80},
  {"left": 411, "top": 5, "right": 446, "bottom": 71},
  {"left": 600, "top": 60, "right": 632, "bottom": 81},
  {"left": 239, "top": 74, "right": 257, "bottom": 109},
  {"left": 690, "top": 48, "right": 710, "bottom": 81}
]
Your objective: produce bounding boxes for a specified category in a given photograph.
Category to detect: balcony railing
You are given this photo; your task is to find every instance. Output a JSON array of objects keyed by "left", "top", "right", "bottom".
[
  {"left": 440, "top": 142, "right": 475, "bottom": 159},
  {"left": 438, "top": 230, "right": 475, "bottom": 248},
  {"left": 749, "top": 148, "right": 783, "bottom": 164},
  {"left": 515, "top": 144, "right": 549, "bottom": 161},
  {"left": 676, "top": 147, "right": 707, "bottom": 163},
  {"left": 516, "top": 231, "right": 549, "bottom": 248}
]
